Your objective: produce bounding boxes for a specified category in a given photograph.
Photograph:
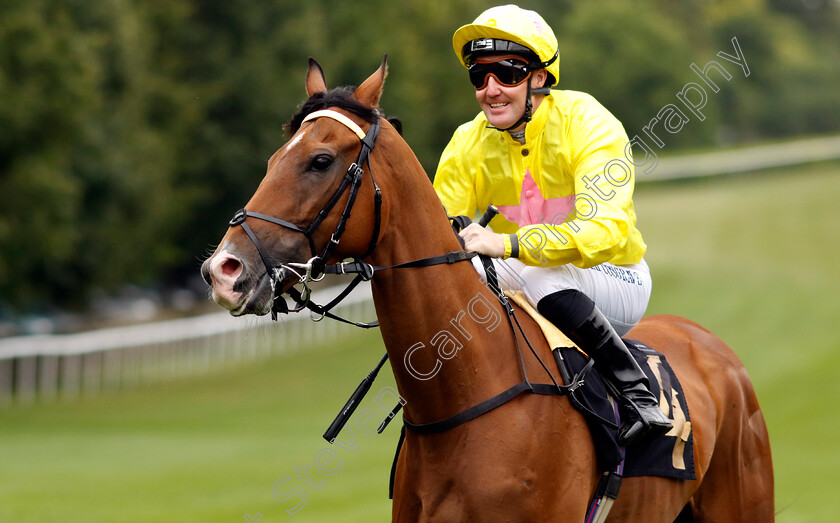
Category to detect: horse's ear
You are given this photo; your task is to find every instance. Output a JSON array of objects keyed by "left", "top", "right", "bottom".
[
  {"left": 306, "top": 58, "right": 327, "bottom": 97},
  {"left": 353, "top": 55, "right": 388, "bottom": 109}
]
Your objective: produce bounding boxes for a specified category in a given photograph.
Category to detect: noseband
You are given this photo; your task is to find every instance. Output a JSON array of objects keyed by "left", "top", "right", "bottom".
[{"left": 227, "top": 109, "right": 383, "bottom": 318}]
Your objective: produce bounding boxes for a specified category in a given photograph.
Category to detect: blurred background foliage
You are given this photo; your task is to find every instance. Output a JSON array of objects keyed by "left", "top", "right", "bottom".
[{"left": 0, "top": 0, "right": 838, "bottom": 313}]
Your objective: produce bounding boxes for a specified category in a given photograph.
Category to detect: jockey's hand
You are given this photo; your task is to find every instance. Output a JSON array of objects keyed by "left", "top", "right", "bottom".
[{"left": 459, "top": 223, "right": 505, "bottom": 258}]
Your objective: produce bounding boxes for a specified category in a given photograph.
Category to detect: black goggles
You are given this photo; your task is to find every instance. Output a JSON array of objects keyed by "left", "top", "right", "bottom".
[{"left": 468, "top": 59, "right": 532, "bottom": 90}]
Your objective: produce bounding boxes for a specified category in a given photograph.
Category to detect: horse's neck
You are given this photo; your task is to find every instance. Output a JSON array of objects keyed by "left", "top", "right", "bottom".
[{"left": 367, "top": 178, "right": 523, "bottom": 424}]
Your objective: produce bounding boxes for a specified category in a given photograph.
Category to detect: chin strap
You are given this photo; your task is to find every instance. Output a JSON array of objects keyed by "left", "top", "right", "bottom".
[{"left": 490, "top": 83, "right": 552, "bottom": 133}]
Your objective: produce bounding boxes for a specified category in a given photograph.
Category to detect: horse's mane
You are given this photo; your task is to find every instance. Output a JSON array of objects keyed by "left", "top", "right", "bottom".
[{"left": 286, "top": 87, "right": 402, "bottom": 135}]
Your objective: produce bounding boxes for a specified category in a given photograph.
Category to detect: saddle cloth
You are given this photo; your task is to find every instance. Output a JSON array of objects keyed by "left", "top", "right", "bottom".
[{"left": 508, "top": 292, "right": 696, "bottom": 480}]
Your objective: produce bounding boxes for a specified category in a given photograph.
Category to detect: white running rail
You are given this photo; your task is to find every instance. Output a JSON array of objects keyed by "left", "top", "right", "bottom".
[{"left": 0, "top": 283, "right": 376, "bottom": 405}]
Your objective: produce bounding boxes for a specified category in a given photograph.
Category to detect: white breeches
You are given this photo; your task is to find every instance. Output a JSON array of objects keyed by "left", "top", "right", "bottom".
[{"left": 471, "top": 257, "right": 652, "bottom": 337}]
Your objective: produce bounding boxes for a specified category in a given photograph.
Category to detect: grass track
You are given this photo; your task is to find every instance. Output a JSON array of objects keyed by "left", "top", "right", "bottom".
[
  {"left": 0, "top": 329, "right": 401, "bottom": 522},
  {"left": 1, "top": 162, "right": 838, "bottom": 521}
]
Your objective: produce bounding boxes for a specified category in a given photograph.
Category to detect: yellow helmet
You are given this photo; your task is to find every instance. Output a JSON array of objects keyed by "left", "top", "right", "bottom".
[{"left": 453, "top": 5, "right": 559, "bottom": 87}]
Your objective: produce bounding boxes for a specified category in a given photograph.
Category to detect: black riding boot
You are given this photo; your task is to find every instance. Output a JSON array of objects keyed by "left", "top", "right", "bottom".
[{"left": 537, "top": 289, "right": 672, "bottom": 445}]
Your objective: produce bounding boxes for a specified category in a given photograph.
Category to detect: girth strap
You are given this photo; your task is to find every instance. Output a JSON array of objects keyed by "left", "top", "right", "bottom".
[
  {"left": 403, "top": 356, "right": 595, "bottom": 436},
  {"left": 403, "top": 382, "right": 569, "bottom": 435}
]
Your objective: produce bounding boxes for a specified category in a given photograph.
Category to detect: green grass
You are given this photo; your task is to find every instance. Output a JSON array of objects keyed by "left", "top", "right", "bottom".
[
  {"left": 1, "top": 161, "right": 839, "bottom": 521},
  {"left": 637, "top": 162, "right": 840, "bottom": 522},
  {"left": 0, "top": 330, "right": 401, "bottom": 522}
]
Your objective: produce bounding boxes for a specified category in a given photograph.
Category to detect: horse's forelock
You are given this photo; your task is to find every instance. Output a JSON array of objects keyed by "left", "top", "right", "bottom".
[{"left": 286, "top": 88, "right": 379, "bottom": 135}]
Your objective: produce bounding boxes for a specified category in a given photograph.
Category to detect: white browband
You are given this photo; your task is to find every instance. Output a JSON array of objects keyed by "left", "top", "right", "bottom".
[{"left": 301, "top": 109, "right": 366, "bottom": 140}]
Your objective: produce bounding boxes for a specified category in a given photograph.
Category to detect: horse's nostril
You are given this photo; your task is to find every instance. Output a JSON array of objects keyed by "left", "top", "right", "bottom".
[
  {"left": 221, "top": 258, "right": 242, "bottom": 278},
  {"left": 201, "top": 263, "right": 212, "bottom": 285}
]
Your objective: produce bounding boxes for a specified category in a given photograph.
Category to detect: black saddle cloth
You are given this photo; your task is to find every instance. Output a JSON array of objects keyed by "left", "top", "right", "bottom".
[{"left": 560, "top": 339, "right": 696, "bottom": 480}]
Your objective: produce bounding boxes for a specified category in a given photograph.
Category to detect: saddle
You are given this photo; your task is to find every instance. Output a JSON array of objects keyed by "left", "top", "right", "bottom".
[{"left": 513, "top": 291, "right": 695, "bottom": 479}]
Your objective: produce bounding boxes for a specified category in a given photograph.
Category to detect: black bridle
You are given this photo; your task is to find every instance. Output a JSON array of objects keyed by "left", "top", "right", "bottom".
[
  {"left": 223, "top": 108, "right": 608, "bottom": 497},
  {"left": 227, "top": 109, "right": 383, "bottom": 319},
  {"left": 226, "top": 107, "right": 480, "bottom": 324}
]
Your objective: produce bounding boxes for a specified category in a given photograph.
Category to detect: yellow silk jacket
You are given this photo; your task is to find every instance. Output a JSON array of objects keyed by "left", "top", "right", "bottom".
[{"left": 433, "top": 90, "right": 646, "bottom": 268}]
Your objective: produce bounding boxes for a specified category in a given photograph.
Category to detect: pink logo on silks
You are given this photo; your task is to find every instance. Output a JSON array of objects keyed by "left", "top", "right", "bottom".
[
  {"left": 497, "top": 170, "right": 574, "bottom": 227},
  {"left": 525, "top": 11, "right": 545, "bottom": 34}
]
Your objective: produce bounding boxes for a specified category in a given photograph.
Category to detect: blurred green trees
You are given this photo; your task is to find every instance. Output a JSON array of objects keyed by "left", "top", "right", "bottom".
[{"left": 1, "top": 0, "right": 838, "bottom": 311}]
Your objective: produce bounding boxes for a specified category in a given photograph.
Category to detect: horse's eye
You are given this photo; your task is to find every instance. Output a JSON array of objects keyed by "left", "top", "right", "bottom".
[{"left": 309, "top": 154, "right": 334, "bottom": 173}]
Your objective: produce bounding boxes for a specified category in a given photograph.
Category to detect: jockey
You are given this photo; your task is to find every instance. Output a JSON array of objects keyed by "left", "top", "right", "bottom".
[{"left": 433, "top": 5, "right": 672, "bottom": 444}]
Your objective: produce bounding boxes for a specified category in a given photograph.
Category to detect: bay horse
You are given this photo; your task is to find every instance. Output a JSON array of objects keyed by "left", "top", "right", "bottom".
[{"left": 201, "top": 58, "right": 774, "bottom": 521}]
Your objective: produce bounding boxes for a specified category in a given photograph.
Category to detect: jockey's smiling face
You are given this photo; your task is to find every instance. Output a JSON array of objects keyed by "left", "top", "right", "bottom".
[{"left": 472, "top": 54, "right": 548, "bottom": 132}]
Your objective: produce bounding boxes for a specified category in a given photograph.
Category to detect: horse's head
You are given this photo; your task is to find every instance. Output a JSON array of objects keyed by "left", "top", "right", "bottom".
[{"left": 201, "top": 58, "right": 391, "bottom": 316}]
